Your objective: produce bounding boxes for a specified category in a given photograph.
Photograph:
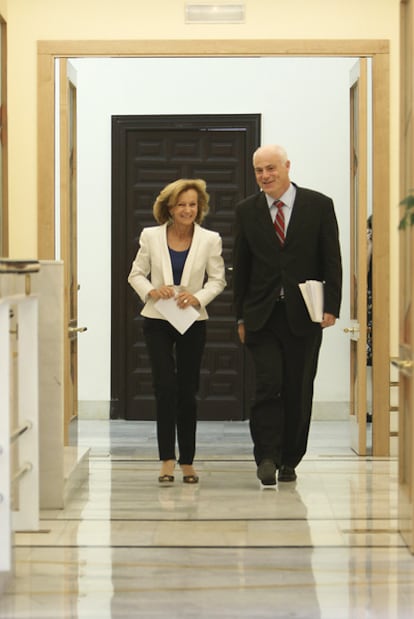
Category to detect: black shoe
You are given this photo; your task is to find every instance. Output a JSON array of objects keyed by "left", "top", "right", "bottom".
[
  {"left": 278, "top": 465, "right": 297, "bottom": 482},
  {"left": 257, "top": 459, "right": 277, "bottom": 486}
]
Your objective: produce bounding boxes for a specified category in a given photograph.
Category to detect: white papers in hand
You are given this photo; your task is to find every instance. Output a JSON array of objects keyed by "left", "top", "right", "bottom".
[
  {"left": 154, "top": 297, "right": 200, "bottom": 334},
  {"left": 298, "top": 280, "right": 324, "bottom": 322}
]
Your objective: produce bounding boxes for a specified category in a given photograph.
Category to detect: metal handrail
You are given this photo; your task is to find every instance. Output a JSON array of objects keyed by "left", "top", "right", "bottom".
[
  {"left": 1, "top": 289, "right": 40, "bottom": 576},
  {"left": 10, "top": 421, "right": 32, "bottom": 443},
  {"left": 12, "top": 462, "right": 33, "bottom": 484}
]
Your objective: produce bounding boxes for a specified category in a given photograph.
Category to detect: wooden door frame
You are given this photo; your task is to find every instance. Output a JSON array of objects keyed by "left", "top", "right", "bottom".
[
  {"left": 349, "top": 58, "right": 368, "bottom": 455},
  {"left": 398, "top": 0, "right": 414, "bottom": 552},
  {"left": 59, "top": 59, "right": 79, "bottom": 444},
  {"left": 37, "top": 39, "right": 391, "bottom": 455},
  {"left": 58, "top": 58, "right": 71, "bottom": 445}
]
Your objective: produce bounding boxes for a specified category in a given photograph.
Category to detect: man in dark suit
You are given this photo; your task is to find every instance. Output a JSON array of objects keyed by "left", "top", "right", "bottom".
[{"left": 233, "top": 144, "right": 342, "bottom": 487}]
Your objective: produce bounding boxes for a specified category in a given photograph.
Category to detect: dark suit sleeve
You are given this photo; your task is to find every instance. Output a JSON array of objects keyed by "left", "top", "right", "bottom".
[{"left": 319, "top": 198, "right": 342, "bottom": 317}]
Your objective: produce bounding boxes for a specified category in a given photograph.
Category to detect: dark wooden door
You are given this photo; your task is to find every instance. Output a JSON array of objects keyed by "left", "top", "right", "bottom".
[{"left": 111, "top": 114, "right": 260, "bottom": 420}]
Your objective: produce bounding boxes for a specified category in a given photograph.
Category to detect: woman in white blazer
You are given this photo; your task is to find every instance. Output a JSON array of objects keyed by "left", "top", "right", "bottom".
[{"left": 128, "top": 179, "right": 226, "bottom": 484}]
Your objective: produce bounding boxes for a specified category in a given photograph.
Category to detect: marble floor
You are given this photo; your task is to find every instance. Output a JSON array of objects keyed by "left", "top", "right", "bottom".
[{"left": 1, "top": 419, "right": 414, "bottom": 618}]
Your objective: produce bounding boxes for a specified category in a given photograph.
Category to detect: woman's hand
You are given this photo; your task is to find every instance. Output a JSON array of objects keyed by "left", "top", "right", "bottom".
[
  {"left": 176, "top": 291, "right": 198, "bottom": 309},
  {"left": 148, "top": 285, "right": 175, "bottom": 301}
]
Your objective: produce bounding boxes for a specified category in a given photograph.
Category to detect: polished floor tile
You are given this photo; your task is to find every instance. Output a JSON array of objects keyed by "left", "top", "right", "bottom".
[{"left": 1, "top": 420, "right": 414, "bottom": 618}]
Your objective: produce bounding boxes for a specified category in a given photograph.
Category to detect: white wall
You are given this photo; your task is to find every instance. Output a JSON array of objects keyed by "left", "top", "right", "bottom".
[{"left": 71, "top": 56, "right": 356, "bottom": 414}]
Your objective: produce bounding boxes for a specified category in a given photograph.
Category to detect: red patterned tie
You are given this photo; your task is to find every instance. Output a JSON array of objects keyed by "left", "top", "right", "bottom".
[{"left": 274, "top": 200, "right": 285, "bottom": 245}]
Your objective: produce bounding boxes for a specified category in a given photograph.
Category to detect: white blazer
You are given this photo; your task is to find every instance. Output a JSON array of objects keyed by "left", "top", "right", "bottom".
[{"left": 128, "top": 222, "right": 226, "bottom": 320}]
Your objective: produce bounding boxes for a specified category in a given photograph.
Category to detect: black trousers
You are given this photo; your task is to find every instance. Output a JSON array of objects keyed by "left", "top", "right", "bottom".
[
  {"left": 143, "top": 318, "right": 206, "bottom": 464},
  {"left": 245, "top": 300, "right": 322, "bottom": 468}
]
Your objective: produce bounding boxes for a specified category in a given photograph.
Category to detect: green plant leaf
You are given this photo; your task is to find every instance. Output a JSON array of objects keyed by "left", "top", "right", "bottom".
[{"left": 399, "top": 191, "right": 414, "bottom": 228}]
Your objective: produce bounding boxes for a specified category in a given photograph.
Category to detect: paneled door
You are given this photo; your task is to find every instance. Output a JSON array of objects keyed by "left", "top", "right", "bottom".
[
  {"left": 347, "top": 59, "right": 369, "bottom": 455},
  {"left": 396, "top": 0, "right": 414, "bottom": 553},
  {"left": 111, "top": 114, "right": 260, "bottom": 420}
]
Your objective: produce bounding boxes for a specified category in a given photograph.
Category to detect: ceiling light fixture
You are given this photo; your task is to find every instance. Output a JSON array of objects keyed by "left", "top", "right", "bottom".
[{"left": 185, "top": 3, "right": 245, "bottom": 24}]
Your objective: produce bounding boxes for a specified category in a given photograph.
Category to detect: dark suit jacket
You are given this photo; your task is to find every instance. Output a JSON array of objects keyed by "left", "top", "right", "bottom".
[{"left": 233, "top": 184, "right": 342, "bottom": 336}]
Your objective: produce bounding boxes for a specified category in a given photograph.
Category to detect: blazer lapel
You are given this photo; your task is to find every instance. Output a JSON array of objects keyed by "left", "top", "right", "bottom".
[
  {"left": 180, "top": 223, "right": 201, "bottom": 287},
  {"left": 255, "top": 192, "right": 283, "bottom": 248},
  {"left": 160, "top": 223, "right": 174, "bottom": 285},
  {"left": 285, "top": 186, "right": 306, "bottom": 243}
]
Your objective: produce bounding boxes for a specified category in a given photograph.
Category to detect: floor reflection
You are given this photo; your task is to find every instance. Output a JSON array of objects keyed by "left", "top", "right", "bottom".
[{"left": 0, "top": 420, "right": 413, "bottom": 618}]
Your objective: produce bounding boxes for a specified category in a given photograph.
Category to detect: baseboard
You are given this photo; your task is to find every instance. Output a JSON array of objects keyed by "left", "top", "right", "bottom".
[
  {"left": 78, "top": 400, "right": 349, "bottom": 421},
  {"left": 78, "top": 401, "right": 110, "bottom": 419},
  {"left": 63, "top": 446, "right": 90, "bottom": 505},
  {"left": 0, "top": 572, "right": 10, "bottom": 595},
  {"left": 312, "top": 401, "right": 349, "bottom": 420}
]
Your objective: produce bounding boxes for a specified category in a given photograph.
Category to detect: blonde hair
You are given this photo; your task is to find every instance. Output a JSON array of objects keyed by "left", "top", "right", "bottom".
[{"left": 153, "top": 178, "right": 210, "bottom": 224}]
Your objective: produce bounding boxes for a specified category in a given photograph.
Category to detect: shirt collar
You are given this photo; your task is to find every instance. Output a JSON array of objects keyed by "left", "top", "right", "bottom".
[{"left": 265, "top": 183, "right": 296, "bottom": 210}]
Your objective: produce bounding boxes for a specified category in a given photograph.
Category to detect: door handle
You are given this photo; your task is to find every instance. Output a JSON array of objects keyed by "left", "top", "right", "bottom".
[
  {"left": 343, "top": 320, "right": 360, "bottom": 341},
  {"left": 390, "top": 357, "right": 413, "bottom": 372},
  {"left": 68, "top": 326, "right": 88, "bottom": 334}
]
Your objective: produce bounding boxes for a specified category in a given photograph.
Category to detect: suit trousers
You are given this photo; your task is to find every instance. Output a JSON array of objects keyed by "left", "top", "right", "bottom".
[
  {"left": 245, "top": 300, "right": 322, "bottom": 468},
  {"left": 143, "top": 318, "right": 206, "bottom": 464}
]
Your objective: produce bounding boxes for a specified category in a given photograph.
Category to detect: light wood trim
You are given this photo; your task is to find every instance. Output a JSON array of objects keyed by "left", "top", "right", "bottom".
[
  {"left": 38, "top": 51, "right": 55, "bottom": 259},
  {"left": 371, "top": 51, "right": 391, "bottom": 456},
  {"left": 37, "top": 39, "right": 390, "bottom": 57},
  {"left": 59, "top": 58, "right": 72, "bottom": 444},
  {"left": 353, "top": 59, "right": 368, "bottom": 455},
  {"left": 398, "top": 0, "right": 414, "bottom": 553}
]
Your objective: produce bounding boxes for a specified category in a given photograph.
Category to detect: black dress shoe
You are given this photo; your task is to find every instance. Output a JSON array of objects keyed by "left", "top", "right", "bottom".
[
  {"left": 257, "top": 459, "right": 277, "bottom": 486},
  {"left": 278, "top": 465, "right": 297, "bottom": 482}
]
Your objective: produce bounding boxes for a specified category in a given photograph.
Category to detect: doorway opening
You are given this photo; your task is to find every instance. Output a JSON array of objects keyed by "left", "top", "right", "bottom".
[{"left": 38, "top": 39, "right": 390, "bottom": 456}]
